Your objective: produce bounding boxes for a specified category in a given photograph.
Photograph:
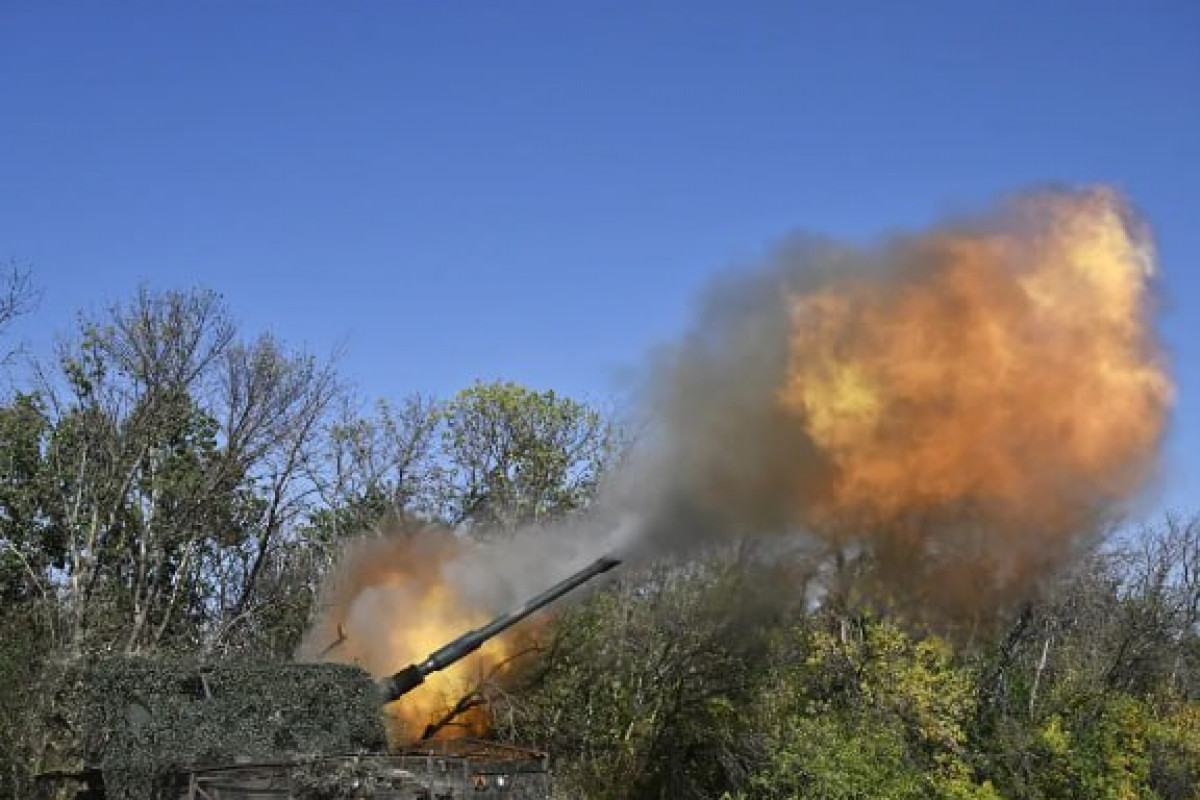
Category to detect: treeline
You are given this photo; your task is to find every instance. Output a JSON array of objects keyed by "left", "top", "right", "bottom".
[
  {"left": 0, "top": 279, "right": 614, "bottom": 795},
  {"left": 500, "top": 523, "right": 1200, "bottom": 800},
  {"left": 0, "top": 275, "right": 1198, "bottom": 799}
]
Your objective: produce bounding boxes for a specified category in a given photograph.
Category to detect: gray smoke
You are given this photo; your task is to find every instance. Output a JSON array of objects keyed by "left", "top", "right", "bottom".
[{"left": 301, "top": 187, "right": 1171, "bottom": 660}]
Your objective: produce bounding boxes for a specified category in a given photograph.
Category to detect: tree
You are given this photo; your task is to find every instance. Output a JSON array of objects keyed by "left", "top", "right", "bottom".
[
  {"left": 307, "top": 394, "right": 443, "bottom": 543},
  {"left": 0, "top": 599, "right": 49, "bottom": 799},
  {"left": 0, "top": 392, "right": 54, "bottom": 605},
  {"left": 0, "top": 258, "right": 38, "bottom": 365},
  {"left": 0, "top": 261, "right": 45, "bottom": 603},
  {"left": 493, "top": 549, "right": 791, "bottom": 800},
  {"left": 738, "top": 616, "right": 1003, "bottom": 800},
  {"left": 439, "top": 381, "right": 613, "bottom": 532},
  {"left": 210, "top": 333, "right": 342, "bottom": 651},
  {"left": 970, "top": 516, "right": 1200, "bottom": 800},
  {"left": 14, "top": 287, "right": 340, "bottom": 657},
  {"left": 305, "top": 381, "right": 617, "bottom": 539}
]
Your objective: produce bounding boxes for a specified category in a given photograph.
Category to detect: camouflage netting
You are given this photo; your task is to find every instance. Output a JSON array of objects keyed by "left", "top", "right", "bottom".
[{"left": 44, "top": 657, "right": 386, "bottom": 800}]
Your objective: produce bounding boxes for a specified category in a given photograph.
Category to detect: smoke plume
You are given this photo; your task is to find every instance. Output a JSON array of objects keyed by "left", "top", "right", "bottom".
[
  {"left": 301, "top": 187, "right": 1172, "bottom": 713},
  {"left": 624, "top": 186, "right": 1171, "bottom": 608}
]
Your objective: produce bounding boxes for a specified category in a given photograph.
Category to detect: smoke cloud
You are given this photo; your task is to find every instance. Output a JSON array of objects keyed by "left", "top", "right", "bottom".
[
  {"left": 621, "top": 186, "right": 1171, "bottom": 609},
  {"left": 301, "top": 186, "right": 1172, "bottom": 695}
]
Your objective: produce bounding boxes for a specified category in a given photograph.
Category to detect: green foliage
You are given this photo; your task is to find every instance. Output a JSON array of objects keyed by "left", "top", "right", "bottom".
[
  {"left": 496, "top": 555, "right": 777, "bottom": 800},
  {"left": 739, "top": 617, "right": 1002, "bottom": 800},
  {"left": 310, "top": 383, "right": 616, "bottom": 539},
  {"left": 0, "top": 392, "right": 55, "bottom": 602},
  {"left": 738, "top": 714, "right": 926, "bottom": 800},
  {"left": 441, "top": 381, "right": 612, "bottom": 531},
  {"left": 3, "top": 278, "right": 1200, "bottom": 800},
  {"left": 0, "top": 602, "right": 51, "bottom": 799},
  {"left": 1029, "top": 694, "right": 1154, "bottom": 800},
  {"left": 1146, "top": 693, "right": 1200, "bottom": 800},
  {"left": 307, "top": 395, "right": 444, "bottom": 541}
]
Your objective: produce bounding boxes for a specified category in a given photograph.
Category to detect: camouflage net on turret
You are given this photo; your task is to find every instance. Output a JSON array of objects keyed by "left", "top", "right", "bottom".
[{"left": 43, "top": 657, "right": 386, "bottom": 800}]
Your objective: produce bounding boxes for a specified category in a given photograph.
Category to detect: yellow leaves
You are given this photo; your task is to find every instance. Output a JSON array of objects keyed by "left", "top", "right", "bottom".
[
  {"left": 770, "top": 617, "right": 998, "bottom": 798},
  {"left": 801, "top": 619, "right": 975, "bottom": 751},
  {"left": 935, "top": 773, "right": 1007, "bottom": 800},
  {"left": 756, "top": 619, "right": 1004, "bottom": 800},
  {"left": 1038, "top": 714, "right": 1072, "bottom": 757},
  {"left": 1145, "top": 692, "right": 1200, "bottom": 800},
  {"left": 1034, "top": 694, "right": 1158, "bottom": 800}
]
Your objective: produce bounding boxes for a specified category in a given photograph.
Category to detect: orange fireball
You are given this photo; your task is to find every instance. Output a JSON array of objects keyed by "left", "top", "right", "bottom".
[{"left": 778, "top": 188, "right": 1171, "bottom": 599}]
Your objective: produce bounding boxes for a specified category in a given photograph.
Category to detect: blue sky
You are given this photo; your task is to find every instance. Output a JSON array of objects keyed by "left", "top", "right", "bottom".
[{"left": 1, "top": 2, "right": 1197, "bottom": 515}]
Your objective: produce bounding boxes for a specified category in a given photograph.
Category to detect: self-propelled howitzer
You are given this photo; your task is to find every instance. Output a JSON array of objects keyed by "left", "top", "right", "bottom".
[{"left": 378, "top": 555, "right": 620, "bottom": 704}]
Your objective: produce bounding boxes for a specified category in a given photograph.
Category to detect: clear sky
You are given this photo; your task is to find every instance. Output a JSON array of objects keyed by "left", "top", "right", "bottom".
[{"left": 2, "top": 2, "right": 1197, "bottom": 515}]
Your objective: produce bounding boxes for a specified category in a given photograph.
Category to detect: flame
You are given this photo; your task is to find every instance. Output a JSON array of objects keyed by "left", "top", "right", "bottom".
[
  {"left": 299, "top": 532, "right": 528, "bottom": 742},
  {"left": 778, "top": 188, "right": 1171, "bottom": 601}
]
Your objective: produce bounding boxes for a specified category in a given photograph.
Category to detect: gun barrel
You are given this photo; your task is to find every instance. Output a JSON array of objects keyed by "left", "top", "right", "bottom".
[{"left": 379, "top": 555, "right": 620, "bottom": 703}]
